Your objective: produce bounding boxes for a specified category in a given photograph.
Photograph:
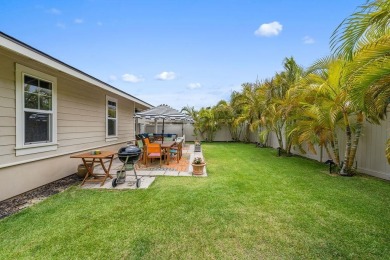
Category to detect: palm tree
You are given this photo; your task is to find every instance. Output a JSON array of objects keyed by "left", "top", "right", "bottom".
[
  {"left": 181, "top": 105, "right": 199, "bottom": 138},
  {"left": 256, "top": 78, "right": 286, "bottom": 150},
  {"left": 289, "top": 72, "right": 344, "bottom": 165},
  {"left": 331, "top": 0, "right": 390, "bottom": 164},
  {"left": 196, "top": 107, "right": 219, "bottom": 141},
  {"left": 230, "top": 82, "right": 263, "bottom": 142},
  {"left": 260, "top": 57, "right": 305, "bottom": 154},
  {"left": 307, "top": 55, "right": 376, "bottom": 175},
  {"left": 213, "top": 100, "right": 239, "bottom": 141},
  {"left": 181, "top": 105, "right": 198, "bottom": 120}
]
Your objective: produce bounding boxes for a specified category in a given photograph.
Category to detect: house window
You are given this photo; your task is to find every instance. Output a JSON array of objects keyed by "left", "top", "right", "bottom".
[
  {"left": 15, "top": 64, "right": 57, "bottom": 156},
  {"left": 24, "top": 75, "right": 53, "bottom": 144},
  {"left": 106, "top": 96, "right": 118, "bottom": 139}
]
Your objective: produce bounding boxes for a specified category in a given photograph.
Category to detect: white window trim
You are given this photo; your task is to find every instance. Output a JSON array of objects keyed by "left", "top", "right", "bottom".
[
  {"left": 15, "top": 64, "right": 58, "bottom": 156},
  {"left": 106, "top": 95, "right": 118, "bottom": 141}
]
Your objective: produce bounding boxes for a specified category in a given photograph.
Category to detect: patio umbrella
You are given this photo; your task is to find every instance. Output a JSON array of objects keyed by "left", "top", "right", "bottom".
[{"left": 134, "top": 104, "right": 193, "bottom": 143}]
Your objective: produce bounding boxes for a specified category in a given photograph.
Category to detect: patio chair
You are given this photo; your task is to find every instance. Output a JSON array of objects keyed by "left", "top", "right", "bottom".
[
  {"left": 145, "top": 143, "right": 164, "bottom": 167},
  {"left": 136, "top": 139, "right": 146, "bottom": 165},
  {"left": 154, "top": 135, "right": 163, "bottom": 141},
  {"left": 142, "top": 137, "right": 159, "bottom": 147},
  {"left": 164, "top": 136, "right": 174, "bottom": 142},
  {"left": 170, "top": 139, "right": 183, "bottom": 163}
]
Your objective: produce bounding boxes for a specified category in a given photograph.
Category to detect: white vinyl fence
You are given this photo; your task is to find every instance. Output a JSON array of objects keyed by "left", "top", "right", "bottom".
[{"left": 139, "top": 117, "right": 390, "bottom": 180}]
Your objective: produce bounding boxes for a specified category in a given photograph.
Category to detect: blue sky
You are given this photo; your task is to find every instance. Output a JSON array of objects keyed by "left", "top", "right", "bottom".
[{"left": 1, "top": 0, "right": 361, "bottom": 110}]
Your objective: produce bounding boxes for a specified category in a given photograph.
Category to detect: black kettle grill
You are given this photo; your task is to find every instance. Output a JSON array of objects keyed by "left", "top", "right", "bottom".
[
  {"left": 113, "top": 145, "right": 142, "bottom": 188},
  {"left": 118, "top": 145, "right": 142, "bottom": 164}
]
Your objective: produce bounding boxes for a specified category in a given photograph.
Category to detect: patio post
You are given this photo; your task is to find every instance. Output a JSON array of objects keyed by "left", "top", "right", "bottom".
[{"left": 162, "top": 118, "right": 165, "bottom": 143}]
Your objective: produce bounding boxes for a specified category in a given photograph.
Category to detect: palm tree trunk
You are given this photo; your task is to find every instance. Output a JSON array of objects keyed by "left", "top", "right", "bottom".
[
  {"left": 329, "top": 139, "right": 340, "bottom": 166},
  {"left": 276, "top": 129, "right": 283, "bottom": 150},
  {"left": 228, "top": 124, "right": 237, "bottom": 141},
  {"left": 285, "top": 126, "right": 292, "bottom": 155},
  {"left": 238, "top": 123, "right": 244, "bottom": 141},
  {"left": 324, "top": 144, "right": 333, "bottom": 162},
  {"left": 286, "top": 137, "right": 293, "bottom": 156},
  {"left": 275, "top": 121, "right": 284, "bottom": 151},
  {"left": 200, "top": 130, "right": 207, "bottom": 141},
  {"left": 245, "top": 123, "right": 251, "bottom": 142},
  {"left": 264, "top": 129, "right": 269, "bottom": 147},
  {"left": 333, "top": 132, "right": 340, "bottom": 166},
  {"left": 340, "top": 112, "right": 352, "bottom": 175},
  {"left": 347, "top": 111, "right": 364, "bottom": 170}
]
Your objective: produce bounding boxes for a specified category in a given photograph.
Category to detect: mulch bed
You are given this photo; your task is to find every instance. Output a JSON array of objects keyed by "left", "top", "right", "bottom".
[{"left": 0, "top": 174, "right": 81, "bottom": 220}]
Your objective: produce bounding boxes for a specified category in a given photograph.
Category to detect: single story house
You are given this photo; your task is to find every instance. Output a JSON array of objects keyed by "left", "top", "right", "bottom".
[{"left": 0, "top": 32, "right": 152, "bottom": 201}]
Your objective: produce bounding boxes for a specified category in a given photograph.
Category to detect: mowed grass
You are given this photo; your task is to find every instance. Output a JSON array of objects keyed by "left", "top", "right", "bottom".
[{"left": 1, "top": 143, "right": 389, "bottom": 259}]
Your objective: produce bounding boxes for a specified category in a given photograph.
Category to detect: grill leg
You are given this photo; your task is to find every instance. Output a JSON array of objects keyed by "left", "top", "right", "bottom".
[
  {"left": 133, "top": 164, "right": 141, "bottom": 188},
  {"left": 133, "top": 164, "right": 138, "bottom": 179}
]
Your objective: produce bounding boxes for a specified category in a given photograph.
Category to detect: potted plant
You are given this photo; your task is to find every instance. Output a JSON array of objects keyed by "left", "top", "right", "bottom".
[
  {"left": 192, "top": 157, "right": 206, "bottom": 175},
  {"left": 76, "top": 163, "right": 92, "bottom": 179}
]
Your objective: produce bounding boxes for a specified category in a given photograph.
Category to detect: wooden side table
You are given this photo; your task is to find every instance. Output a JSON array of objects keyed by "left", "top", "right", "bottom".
[{"left": 70, "top": 151, "right": 116, "bottom": 186}]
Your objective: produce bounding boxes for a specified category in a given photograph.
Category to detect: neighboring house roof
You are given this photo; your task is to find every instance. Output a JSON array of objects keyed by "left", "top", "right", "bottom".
[{"left": 0, "top": 31, "right": 153, "bottom": 109}]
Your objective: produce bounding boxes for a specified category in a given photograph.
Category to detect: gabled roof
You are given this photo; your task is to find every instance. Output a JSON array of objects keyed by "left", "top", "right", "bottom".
[
  {"left": 0, "top": 31, "right": 153, "bottom": 109},
  {"left": 135, "top": 104, "right": 193, "bottom": 121}
]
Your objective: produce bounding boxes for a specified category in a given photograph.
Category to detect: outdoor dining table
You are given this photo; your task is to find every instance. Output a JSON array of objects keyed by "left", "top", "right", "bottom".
[
  {"left": 70, "top": 151, "right": 116, "bottom": 186},
  {"left": 154, "top": 141, "right": 176, "bottom": 165}
]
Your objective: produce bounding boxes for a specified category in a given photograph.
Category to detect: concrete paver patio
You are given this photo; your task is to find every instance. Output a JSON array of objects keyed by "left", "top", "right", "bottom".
[{"left": 81, "top": 143, "right": 206, "bottom": 190}]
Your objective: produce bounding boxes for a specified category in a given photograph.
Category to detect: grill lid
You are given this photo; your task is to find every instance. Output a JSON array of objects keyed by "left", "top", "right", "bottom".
[
  {"left": 118, "top": 145, "right": 141, "bottom": 155},
  {"left": 118, "top": 145, "right": 142, "bottom": 164}
]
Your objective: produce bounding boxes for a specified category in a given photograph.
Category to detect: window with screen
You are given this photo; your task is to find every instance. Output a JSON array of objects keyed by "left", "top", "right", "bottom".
[
  {"left": 15, "top": 64, "right": 57, "bottom": 156},
  {"left": 106, "top": 96, "right": 118, "bottom": 138}
]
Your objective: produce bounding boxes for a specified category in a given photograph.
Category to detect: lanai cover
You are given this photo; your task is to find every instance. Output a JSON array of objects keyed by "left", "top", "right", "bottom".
[{"left": 134, "top": 104, "right": 192, "bottom": 141}]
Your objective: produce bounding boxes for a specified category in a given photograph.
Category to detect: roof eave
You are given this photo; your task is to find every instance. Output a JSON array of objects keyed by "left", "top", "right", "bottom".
[{"left": 0, "top": 31, "right": 153, "bottom": 109}]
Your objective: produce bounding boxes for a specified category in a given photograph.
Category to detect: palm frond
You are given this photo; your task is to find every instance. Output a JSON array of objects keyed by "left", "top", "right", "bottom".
[
  {"left": 343, "top": 35, "right": 390, "bottom": 121},
  {"left": 331, "top": 0, "right": 390, "bottom": 60}
]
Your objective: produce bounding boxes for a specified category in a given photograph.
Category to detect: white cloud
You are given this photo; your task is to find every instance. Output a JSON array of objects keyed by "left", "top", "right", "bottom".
[
  {"left": 122, "top": 74, "right": 144, "bottom": 83},
  {"left": 74, "top": 18, "right": 84, "bottom": 24},
  {"left": 156, "top": 71, "right": 176, "bottom": 80},
  {"left": 56, "top": 22, "right": 66, "bottom": 29},
  {"left": 303, "top": 36, "right": 315, "bottom": 44},
  {"left": 137, "top": 85, "right": 234, "bottom": 110},
  {"left": 109, "top": 75, "right": 117, "bottom": 81},
  {"left": 254, "top": 21, "right": 283, "bottom": 37},
  {"left": 47, "top": 8, "right": 61, "bottom": 15},
  {"left": 188, "top": 83, "right": 202, "bottom": 89}
]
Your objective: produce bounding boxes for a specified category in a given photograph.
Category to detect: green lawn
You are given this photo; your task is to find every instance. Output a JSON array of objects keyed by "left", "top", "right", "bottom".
[{"left": 1, "top": 143, "right": 389, "bottom": 259}]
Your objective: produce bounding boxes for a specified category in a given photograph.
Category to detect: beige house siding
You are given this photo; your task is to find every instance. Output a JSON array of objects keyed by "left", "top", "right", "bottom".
[
  {"left": 0, "top": 40, "right": 149, "bottom": 201},
  {"left": 0, "top": 143, "right": 126, "bottom": 202},
  {"left": 0, "top": 50, "right": 16, "bottom": 165}
]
